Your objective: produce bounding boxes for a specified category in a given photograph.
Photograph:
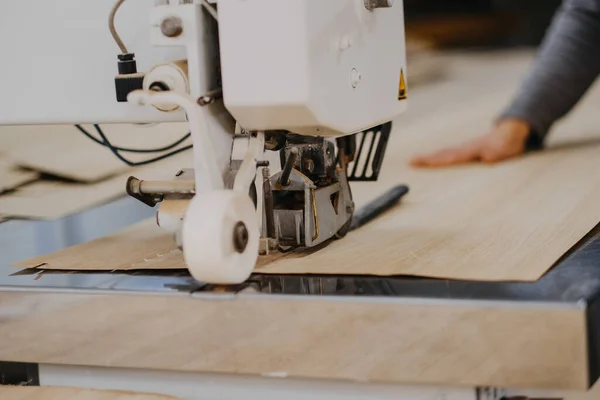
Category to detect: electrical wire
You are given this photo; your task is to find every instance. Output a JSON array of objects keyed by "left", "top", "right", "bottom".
[
  {"left": 109, "top": 0, "right": 128, "bottom": 54},
  {"left": 92, "top": 124, "right": 192, "bottom": 167},
  {"left": 75, "top": 125, "right": 190, "bottom": 153},
  {"left": 75, "top": 124, "right": 192, "bottom": 167}
]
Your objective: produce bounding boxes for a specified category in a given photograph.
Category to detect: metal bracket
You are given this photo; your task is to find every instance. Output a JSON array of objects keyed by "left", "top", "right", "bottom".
[{"left": 126, "top": 176, "right": 162, "bottom": 207}]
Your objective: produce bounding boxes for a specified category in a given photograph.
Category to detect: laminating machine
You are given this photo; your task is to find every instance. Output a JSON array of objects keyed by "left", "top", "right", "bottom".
[
  {"left": 1, "top": 1, "right": 599, "bottom": 399},
  {"left": 0, "top": 0, "right": 409, "bottom": 285}
]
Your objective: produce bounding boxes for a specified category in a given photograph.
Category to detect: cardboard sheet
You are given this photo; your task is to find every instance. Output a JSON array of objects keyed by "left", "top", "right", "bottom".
[
  {"left": 15, "top": 219, "right": 183, "bottom": 269},
  {"left": 0, "top": 386, "right": 180, "bottom": 400},
  {"left": 0, "top": 150, "right": 192, "bottom": 219},
  {"left": 0, "top": 122, "right": 191, "bottom": 182},
  {"left": 13, "top": 51, "right": 600, "bottom": 282}
]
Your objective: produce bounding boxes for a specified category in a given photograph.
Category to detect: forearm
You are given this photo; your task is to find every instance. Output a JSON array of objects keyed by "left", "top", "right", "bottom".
[{"left": 500, "top": 0, "right": 600, "bottom": 143}]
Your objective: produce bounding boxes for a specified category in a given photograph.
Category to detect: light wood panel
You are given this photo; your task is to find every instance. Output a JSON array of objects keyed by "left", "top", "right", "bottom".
[
  {"left": 265, "top": 50, "right": 600, "bottom": 280},
  {"left": 0, "top": 291, "right": 588, "bottom": 390},
  {"left": 0, "top": 386, "right": 180, "bottom": 400}
]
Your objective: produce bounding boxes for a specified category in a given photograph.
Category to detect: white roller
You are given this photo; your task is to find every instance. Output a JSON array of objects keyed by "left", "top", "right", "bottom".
[
  {"left": 143, "top": 60, "right": 190, "bottom": 112},
  {"left": 182, "top": 190, "right": 259, "bottom": 284}
]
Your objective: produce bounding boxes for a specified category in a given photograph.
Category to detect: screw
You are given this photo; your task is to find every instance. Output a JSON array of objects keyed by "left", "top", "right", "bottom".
[
  {"left": 161, "top": 16, "right": 183, "bottom": 37},
  {"left": 233, "top": 221, "right": 249, "bottom": 253},
  {"left": 346, "top": 205, "right": 353, "bottom": 214}
]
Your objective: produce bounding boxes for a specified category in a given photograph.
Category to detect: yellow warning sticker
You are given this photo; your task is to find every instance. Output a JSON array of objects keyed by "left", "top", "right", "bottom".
[{"left": 398, "top": 69, "right": 407, "bottom": 100}]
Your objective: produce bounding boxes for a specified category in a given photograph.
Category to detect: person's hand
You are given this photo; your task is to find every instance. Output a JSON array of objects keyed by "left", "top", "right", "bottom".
[{"left": 410, "top": 119, "right": 532, "bottom": 167}]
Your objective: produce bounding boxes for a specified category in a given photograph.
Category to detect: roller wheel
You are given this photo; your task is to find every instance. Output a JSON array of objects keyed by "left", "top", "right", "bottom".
[{"left": 182, "top": 190, "right": 259, "bottom": 284}]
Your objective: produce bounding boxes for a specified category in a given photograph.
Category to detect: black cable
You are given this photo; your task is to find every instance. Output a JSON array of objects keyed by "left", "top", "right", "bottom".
[
  {"left": 75, "top": 124, "right": 192, "bottom": 167},
  {"left": 75, "top": 124, "right": 191, "bottom": 153},
  {"left": 109, "top": 0, "right": 129, "bottom": 54},
  {"left": 93, "top": 124, "right": 192, "bottom": 167}
]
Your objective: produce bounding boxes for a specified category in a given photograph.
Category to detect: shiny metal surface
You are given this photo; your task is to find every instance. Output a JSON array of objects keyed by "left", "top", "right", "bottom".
[
  {"left": 1, "top": 223, "right": 600, "bottom": 304},
  {"left": 0, "top": 266, "right": 201, "bottom": 294}
]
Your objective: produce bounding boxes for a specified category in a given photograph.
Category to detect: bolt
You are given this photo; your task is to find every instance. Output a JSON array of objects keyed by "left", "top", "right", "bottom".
[
  {"left": 346, "top": 205, "right": 353, "bottom": 214},
  {"left": 233, "top": 221, "right": 249, "bottom": 253},
  {"left": 161, "top": 16, "right": 183, "bottom": 37},
  {"left": 256, "top": 160, "right": 270, "bottom": 167}
]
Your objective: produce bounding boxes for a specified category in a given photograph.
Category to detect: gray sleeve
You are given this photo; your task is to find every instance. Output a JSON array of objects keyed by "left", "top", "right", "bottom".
[{"left": 499, "top": 0, "right": 600, "bottom": 143}]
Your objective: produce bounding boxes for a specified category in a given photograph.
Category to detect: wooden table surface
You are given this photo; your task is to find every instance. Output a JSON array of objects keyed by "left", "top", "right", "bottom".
[{"left": 0, "top": 289, "right": 588, "bottom": 390}]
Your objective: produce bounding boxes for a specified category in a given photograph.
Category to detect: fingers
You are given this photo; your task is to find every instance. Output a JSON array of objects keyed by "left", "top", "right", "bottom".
[
  {"left": 410, "top": 141, "right": 482, "bottom": 167},
  {"left": 410, "top": 127, "right": 528, "bottom": 168},
  {"left": 480, "top": 148, "right": 507, "bottom": 163}
]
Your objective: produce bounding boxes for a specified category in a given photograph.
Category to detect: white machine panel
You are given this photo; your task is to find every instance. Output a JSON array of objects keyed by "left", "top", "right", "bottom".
[
  {"left": 218, "top": 0, "right": 408, "bottom": 136},
  {"left": 0, "top": 0, "right": 187, "bottom": 125}
]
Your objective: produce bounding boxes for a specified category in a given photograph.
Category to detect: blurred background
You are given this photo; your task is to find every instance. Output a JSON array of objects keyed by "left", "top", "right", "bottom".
[{"left": 404, "top": 0, "right": 561, "bottom": 47}]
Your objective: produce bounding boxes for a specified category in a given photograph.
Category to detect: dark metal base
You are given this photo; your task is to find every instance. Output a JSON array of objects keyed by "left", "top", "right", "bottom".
[{"left": 0, "top": 362, "right": 39, "bottom": 386}]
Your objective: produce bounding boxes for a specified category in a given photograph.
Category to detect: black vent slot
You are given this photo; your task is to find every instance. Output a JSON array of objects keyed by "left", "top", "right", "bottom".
[{"left": 347, "top": 122, "right": 392, "bottom": 182}]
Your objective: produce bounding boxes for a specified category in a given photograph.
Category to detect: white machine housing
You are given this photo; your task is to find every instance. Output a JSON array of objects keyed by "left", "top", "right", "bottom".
[
  {"left": 0, "top": 0, "right": 186, "bottom": 125},
  {"left": 0, "top": 0, "right": 407, "bottom": 138},
  {"left": 218, "top": 0, "right": 407, "bottom": 136}
]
